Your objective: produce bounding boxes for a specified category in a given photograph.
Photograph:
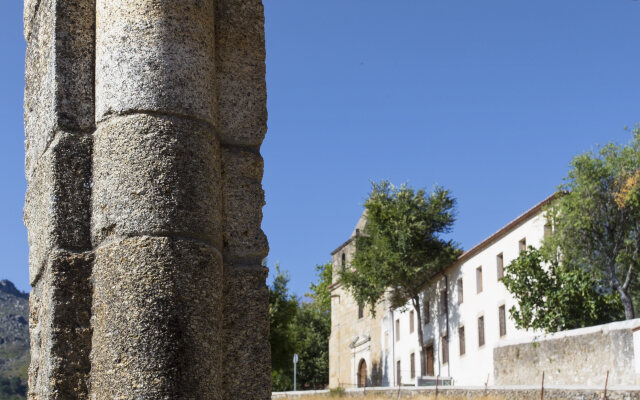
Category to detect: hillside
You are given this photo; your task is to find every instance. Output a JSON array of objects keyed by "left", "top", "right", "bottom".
[{"left": 0, "top": 280, "right": 28, "bottom": 399}]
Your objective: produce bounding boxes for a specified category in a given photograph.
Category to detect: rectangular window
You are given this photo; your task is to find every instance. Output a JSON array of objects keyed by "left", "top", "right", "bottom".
[
  {"left": 519, "top": 238, "right": 527, "bottom": 254},
  {"left": 396, "top": 319, "right": 400, "bottom": 342},
  {"left": 423, "top": 300, "right": 430, "bottom": 324},
  {"left": 410, "top": 310, "right": 415, "bottom": 334},
  {"left": 499, "top": 305, "right": 507, "bottom": 337},
  {"left": 497, "top": 253, "right": 504, "bottom": 279},
  {"left": 544, "top": 223, "right": 552, "bottom": 238},
  {"left": 410, "top": 352, "right": 415, "bottom": 379},
  {"left": 457, "top": 278, "right": 463, "bottom": 305},
  {"left": 396, "top": 360, "right": 401, "bottom": 386},
  {"left": 478, "top": 316, "right": 485, "bottom": 347},
  {"left": 459, "top": 326, "right": 466, "bottom": 356},
  {"left": 442, "top": 335, "right": 449, "bottom": 364},
  {"left": 476, "top": 266, "right": 483, "bottom": 293},
  {"left": 440, "top": 289, "right": 448, "bottom": 315},
  {"left": 358, "top": 303, "right": 364, "bottom": 319}
]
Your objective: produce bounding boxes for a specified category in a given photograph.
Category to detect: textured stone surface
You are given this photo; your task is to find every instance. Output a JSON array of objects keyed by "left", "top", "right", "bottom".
[
  {"left": 91, "top": 236, "right": 222, "bottom": 399},
  {"left": 23, "top": 0, "right": 38, "bottom": 40},
  {"left": 494, "top": 324, "right": 640, "bottom": 386},
  {"left": 26, "top": 0, "right": 270, "bottom": 398},
  {"left": 95, "top": 0, "right": 216, "bottom": 123},
  {"left": 222, "top": 265, "right": 270, "bottom": 398},
  {"left": 272, "top": 387, "right": 640, "bottom": 400},
  {"left": 28, "top": 250, "right": 93, "bottom": 400},
  {"left": 222, "top": 147, "right": 268, "bottom": 261},
  {"left": 215, "top": 0, "right": 267, "bottom": 146},
  {"left": 92, "top": 114, "right": 221, "bottom": 246},
  {"left": 24, "top": 132, "right": 92, "bottom": 285},
  {"left": 24, "top": 0, "right": 95, "bottom": 178}
]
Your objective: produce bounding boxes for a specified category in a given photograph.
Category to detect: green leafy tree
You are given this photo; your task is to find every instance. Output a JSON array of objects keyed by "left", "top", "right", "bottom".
[
  {"left": 292, "top": 262, "right": 332, "bottom": 389},
  {"left": 308, "top": 261, "right": 332, "bottom": 315},
  {"left": 269, "top": 264, "right": 298, "bottom": 391},
  {"left": 339, "top": 180, "right": 461, "bottom": 373},
  {"left": 502, "top": 247, "right": 623, "bottom": 332},
  {"left": 545, "top": 129, "right": 640, "bottom": 320},
  {"left": 0, "top": 375, "right": 26, "bottom": 400}
]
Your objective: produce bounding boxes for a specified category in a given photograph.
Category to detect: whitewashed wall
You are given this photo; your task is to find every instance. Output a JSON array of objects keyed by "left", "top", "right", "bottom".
[{"left": 379, "top": 211, "right": 548, "bottom": 386}]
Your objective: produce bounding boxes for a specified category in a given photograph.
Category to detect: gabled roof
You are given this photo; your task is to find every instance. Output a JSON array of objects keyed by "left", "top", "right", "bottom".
[
  {"left": 330, "top": 192, "right": 559, "bottom": 265},
  {"left": 330, "top": 211, "right": 366, "bottom": 256},
  {"left": 448, "top": 192, "right": 558, "bottom": 269}
]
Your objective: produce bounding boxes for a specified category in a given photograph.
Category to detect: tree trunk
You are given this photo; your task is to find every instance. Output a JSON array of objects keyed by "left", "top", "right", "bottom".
[
  {"left": 617, "top": 285, "right": 635, "bottom": 320},
  {"left": 412, "top": 297, "right": 427, "bottom": 378}
]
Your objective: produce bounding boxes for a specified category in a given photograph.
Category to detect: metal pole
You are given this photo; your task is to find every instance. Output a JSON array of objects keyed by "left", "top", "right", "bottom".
[
  {"left": 293, "top": 353, "right": 298, "bottom": 391},
  {"left": 484, "top": 373, "right": 489, "bottom": 396},
  {"left": 540, "top": 371, "right": 544, "bottom": 400},
  {"left": 602, "top": 370, "right": 609, "bottom": 400}
]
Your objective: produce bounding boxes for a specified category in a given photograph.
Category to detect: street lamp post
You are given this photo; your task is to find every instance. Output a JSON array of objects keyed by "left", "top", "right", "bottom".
[{"left": 293, "top": 353, "right": 299, "bottom": 391}]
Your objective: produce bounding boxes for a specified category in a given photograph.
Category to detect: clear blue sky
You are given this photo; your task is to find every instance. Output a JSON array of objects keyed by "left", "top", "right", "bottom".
[{"left": 1, "top": 1, "right": 639, "bottom": 296}]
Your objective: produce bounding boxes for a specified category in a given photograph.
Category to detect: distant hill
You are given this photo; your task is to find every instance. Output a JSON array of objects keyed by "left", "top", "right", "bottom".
[{"left": 0, "top": 280, "right": 28, "bottom": 399}]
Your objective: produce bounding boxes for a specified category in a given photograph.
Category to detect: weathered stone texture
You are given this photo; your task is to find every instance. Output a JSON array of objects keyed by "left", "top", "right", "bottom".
[
  {"left": 26, "top": 0, "right": 270, "bottom": 398},
  {"left": 95, "top": 0, "right": 216, "bottom": 123},
  {"left": 222, "top": 147, "right": 268, "bottom": 261},
  {"left": 24, "top": 133, "right": 92, "bottom": 284},
  {"left": 28, "top": 251, "right": 93, "bottom": 400},
  {"left": 494, "top": 322, "right": 640, "bottom": 386},
  {"left": 91, "top": 114, "right": 222, "bottom": 246},
  {"left": 222, "top": 265, "right": 271, "bottom": 398},
  {"left": 272, "top": 387, "right": 640, "bottom": 400},
  {"left": 24, "top": 2, "right": 95, "bottom": 398},
  {"left": 215, "top": 0, "right": 268, "bottom": 146},
  {"left": 91, "top": 237, "right": 223, "bottom": 399},
  {"left": 24, "top": 0, "right": 95, "bottom": 177}
]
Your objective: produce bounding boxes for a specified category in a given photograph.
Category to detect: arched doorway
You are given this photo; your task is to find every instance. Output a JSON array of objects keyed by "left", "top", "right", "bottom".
[{"left": 357, "top": 359, "right": 367, "bottom": 388}]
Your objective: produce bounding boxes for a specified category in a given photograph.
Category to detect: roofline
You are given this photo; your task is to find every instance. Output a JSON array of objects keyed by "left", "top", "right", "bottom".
[
  {"left": 330, "top": 237, "right": 354, "bottom": 256},
  {"left": 330, "top": 192, "right": 560, "bottom": 291},
  {"left": 434, "top": 192, "right": 560, "bottom": 281}
]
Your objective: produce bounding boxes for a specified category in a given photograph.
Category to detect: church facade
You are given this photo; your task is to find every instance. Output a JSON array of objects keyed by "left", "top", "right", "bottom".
[{"left": 328, "top": 195, "right": 556, "bottom": 388}]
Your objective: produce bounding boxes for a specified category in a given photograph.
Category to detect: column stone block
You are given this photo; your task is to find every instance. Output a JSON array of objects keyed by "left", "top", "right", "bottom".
[
  {"left": 91, "top": 237, "right": 223, "bottom": 399},
  {"left": 95, "top": 0, "right": 216, "bottom": 124},
  {"left": 91, "top": 114, "right": 221, "bottom": 246},
  {"left": 222, "top": 265, "right": 271, "bottom": 399},
  {"left": 215, "top": 0, "right": 267, "bottom": 146},
  {"left": 24, "top": 133, "right": 92, "bottom": 284},
  {"left": 28, "top": 250, "right": 93, "bottom": 400},
  {"left": 221, "top": 147, "right": 268, "bottom": 261},
  {"left": 24, "top": 0, "right": 95, "bottom": 177}
]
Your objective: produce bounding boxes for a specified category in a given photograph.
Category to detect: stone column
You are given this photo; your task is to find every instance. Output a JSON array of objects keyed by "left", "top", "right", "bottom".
[
  {"left": 24, "top": 0, "right": 271, "bottom": 399},
  {"left": 91, "top": 1, "right": 223, "bottom": 398},
  {"left": 215, "top": 1, "right": 270, "bottom": 398},
  {"left": 24, "top": 0, "right": 95, "bottom": 398}
]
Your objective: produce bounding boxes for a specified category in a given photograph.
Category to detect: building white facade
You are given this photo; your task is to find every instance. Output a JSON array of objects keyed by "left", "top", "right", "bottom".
[{"left": 329, "top": 194, "right": 556, "bottom": 388}]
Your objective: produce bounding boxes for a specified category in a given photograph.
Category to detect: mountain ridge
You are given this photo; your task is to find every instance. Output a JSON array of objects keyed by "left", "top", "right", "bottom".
[{"left": 0, "top": 279, "right": 28, "bottom": 399}]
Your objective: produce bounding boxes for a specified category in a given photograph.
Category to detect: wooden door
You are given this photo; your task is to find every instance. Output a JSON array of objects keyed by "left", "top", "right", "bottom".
[
  {"left": 358, "top": 359, "right": 367, "bottom": 388},
  {"left": 426, "top": 345, "right": 434, "bottom": 376}
]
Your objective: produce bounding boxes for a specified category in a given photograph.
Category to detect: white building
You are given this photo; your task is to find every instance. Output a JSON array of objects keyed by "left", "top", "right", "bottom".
[{"left": 329, "top": 194, "right": 556, "bottom": 388}]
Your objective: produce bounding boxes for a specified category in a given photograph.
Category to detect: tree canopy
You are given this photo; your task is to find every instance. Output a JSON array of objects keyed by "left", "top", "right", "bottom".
[
  {"left": 502, "top": 247, "right": 623, "bottom": 332},
  {"left": 339, "top": 180, "right": 461, "bottom": 372},
  {"left": 269, "top": 262, "right": 332, "bottom": 391},
  {"left": 545, "top": 129, "right": 640, "bottom": 320},
  {"left": 503, "top": 128, "right": 640, "bottom": 331}
]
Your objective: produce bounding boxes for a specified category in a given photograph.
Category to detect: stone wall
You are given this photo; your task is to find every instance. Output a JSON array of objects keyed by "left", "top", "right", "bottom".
[
  {"left": 329, "top": 220, "right": 387, "bottom": 389},
  {"left": 493, "top": 319, "right": 640, "bottom": 387},
  {"left": 273, "top": 387, "right": 640, "bottom": 400},
  {"left": 23, "top": 1, "right": 270, "bottom": 399}
]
